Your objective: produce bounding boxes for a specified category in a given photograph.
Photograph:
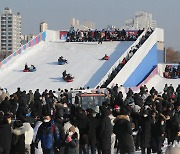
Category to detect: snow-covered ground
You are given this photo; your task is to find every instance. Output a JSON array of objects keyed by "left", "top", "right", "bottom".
[
  {"left": 0, "top": 41, "right": 179, "bottom": 94},
  {"left": 0, "top": 41, "right": 133, "bottom": 93},
  {"left": 145, "top": 74, "right": 180, "bottom": 93}
]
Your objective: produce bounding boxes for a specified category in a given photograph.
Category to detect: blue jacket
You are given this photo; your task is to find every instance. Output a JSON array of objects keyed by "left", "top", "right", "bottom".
[{"left": 36, "top": 120, "right": 60, "bottom": 149}]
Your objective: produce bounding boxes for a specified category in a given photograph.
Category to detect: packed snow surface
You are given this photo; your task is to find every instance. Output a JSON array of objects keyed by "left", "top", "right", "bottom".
[
  {"left": 0, "top": 41, "right": 179, "bottom": 94},
  {"left": 0, "top": 41, "right": 133, "bottom": 93}
]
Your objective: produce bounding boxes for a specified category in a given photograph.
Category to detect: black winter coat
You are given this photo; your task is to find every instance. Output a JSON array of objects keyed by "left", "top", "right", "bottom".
[
  {"left": 77, "top": 112, "right": 90, "bottom": 145},
  {"left": 10, "top": 133, "right": 25, "bottom": 154},
  {"left": 97, "top": 114, "right": 112, "bottom": 150},
  {"left": 139, "top": 116, "right": 152, "bottom": 148},
  {"left": 0, "top": 123, "right": 12, "bottom": 150},
  {"left": 88, "top": 115, "right": 98, "bottom": 147},
  {"left": 113, "top": 115, "right": 134, "bottom": 153}
]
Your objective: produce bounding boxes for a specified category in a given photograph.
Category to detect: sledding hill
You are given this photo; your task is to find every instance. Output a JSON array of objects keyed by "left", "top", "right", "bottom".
[{"left": 0, "top": 41, "right": 133, "bottom": 93}]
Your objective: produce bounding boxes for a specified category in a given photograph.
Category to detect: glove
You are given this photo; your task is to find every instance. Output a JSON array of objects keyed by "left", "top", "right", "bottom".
[{"left": 66, "top": 136, "right": 72, "bottom": 142}]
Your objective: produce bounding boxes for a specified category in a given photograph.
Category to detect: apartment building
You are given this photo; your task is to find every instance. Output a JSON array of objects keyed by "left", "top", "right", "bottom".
[{"left": 0, "top": 7, "right": 21, "bottom": 55}]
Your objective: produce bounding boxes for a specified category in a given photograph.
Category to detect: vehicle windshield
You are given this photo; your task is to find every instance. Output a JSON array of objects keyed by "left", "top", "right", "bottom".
[{"left": 81, "top": 96, "right": 105, "bottom": 110}]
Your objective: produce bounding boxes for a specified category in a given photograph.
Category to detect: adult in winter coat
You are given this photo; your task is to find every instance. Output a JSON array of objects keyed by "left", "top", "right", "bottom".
[
  {"left": 155, "top": 114, "right": 166, "bottom": 154},
  {"left": 76, "top": 109, "right": 90, "bottom": 154},
  {"left": 113, "top": 109, "right": 135, "bottom": 154},
  {"left": 35, "top": 115, "right": 60, "bottom": 154},
  {"left": 16, "top": 103, "right": 27, "bottom": 119},
  {"left": 54, "top": 118, "right": 66, "bottom": 154},
  {"left": 0, "top": 96, "right": 10, "bottom": 113},
  {"left": 108, "top": 108, "right": 116, "bottom": 154},
  {"left": 11, "top": 120, "right": 27, "bottom": 154},
  {"left": 97, "top": 106, "right": 112, "bottom": 154},
  {"left": 0, "top": 112, "right": 12, "bottom": 154},
  {"left": 22, "top": 119, "right": 34, "bottom": 154},
  {"left": 87, "top": 109, "right": 98, "bottom": 154},
  {"left": 139, "top": 109, "right": 152, "bottom": 154},
  {"left": 33, "top": 119, "right": 43, "bottom": 154},
  {"left": 31, "top": 97, "right": 43, "bottom": 117}
]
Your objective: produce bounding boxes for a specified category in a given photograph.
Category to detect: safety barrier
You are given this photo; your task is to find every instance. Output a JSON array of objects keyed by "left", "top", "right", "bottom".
[
  {"left": 97, "top": 29, "right": 148, "bottom": 87},
  {"left": 108, "top": 28, "right": 164, "bottom": 88}
]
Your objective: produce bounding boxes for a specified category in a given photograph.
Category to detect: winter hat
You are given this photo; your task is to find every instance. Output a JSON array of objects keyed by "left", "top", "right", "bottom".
[
  {"left": 94, "top": 106, "right": 99, "bottom": 113},
  {"left": 69, "top": 125, "right": 76, "bottom": 133},
  {"left": 114, "top": 105, "right": 120, "bottom": 110},
  {"left": 128, "top": 101, "right": 135, "bottom": 106}
]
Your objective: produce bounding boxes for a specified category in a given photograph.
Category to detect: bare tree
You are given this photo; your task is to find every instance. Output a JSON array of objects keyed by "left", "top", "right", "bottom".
[{"left": 166, "top": 47, "right": 180, "bottom": 63}]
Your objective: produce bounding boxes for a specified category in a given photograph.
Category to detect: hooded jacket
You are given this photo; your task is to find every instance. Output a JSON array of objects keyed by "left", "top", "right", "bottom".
[{"left": 113, "top": 115, "right": 135, "bottom": 153}]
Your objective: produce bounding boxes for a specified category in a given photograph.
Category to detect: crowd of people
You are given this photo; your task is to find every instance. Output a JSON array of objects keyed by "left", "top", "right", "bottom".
[
  {"left": 164, "top": 64, "right": 180, "bottom": 79},
  {"left": 66, "top": 26, "right": 144, "bottom": 43},
  {"left": 101, "top": 28, "right": 154, "bottom": 88},
  {"left": 0, "top": 83, "right": 179, "bottom": 154}
]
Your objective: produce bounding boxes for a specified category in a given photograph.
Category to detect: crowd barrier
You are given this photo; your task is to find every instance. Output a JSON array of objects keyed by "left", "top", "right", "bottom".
[{"left": 0, "top": 31, "right": 46, "bottom": 68}]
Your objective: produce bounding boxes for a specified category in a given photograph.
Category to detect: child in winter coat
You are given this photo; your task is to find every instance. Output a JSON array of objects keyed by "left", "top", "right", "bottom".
[{"left": 64, "top": 126, "right": 79, "bottom": 154}]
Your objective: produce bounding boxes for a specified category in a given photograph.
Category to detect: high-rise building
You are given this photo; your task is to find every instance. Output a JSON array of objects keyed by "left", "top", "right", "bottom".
[
  {"left": 70, "top": 18, "right": 95, "bottom": 30},
  {"left": 21, "top": 34, "right": 35, "bottom": 45},
  {"left": 0, "top": 7, "right": 21, "bottom": 55},
  {"left": 82, "top": 21, "right": 95, "bottom": 29},
  {"left": 40, "top": 22, "right": 48, "bottom": 32},
  {"left": 124, "top": 11, "right": 157, "bottom": 30}
]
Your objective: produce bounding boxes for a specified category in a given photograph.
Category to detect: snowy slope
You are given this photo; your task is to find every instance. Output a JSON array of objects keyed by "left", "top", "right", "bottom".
[
  {"left": 145, "top": 74, "right": 180, "bottom": 93},
  {"left": 0, "top": 41, "right": 133, "bottom": 93}
]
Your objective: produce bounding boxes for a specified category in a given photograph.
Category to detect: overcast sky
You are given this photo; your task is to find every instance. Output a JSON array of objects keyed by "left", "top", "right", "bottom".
[{"left": 0, "top": 0, "right": 180, "bottom": 50}]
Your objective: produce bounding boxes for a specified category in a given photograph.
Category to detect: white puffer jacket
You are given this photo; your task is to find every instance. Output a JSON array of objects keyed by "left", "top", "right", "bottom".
[{"left": 23, "top": 122, "right": 34, "bottom": 145}]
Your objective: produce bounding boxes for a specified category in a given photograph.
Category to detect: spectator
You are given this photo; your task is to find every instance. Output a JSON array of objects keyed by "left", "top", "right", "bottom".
[
  {"left": 0, "top": 111, "right": 12, "bottom": 154},
  {"left": 113, "top": 107, "right": 135, "bottom": 154},
  {"left": 97, "top": 106, "right": 112, "bottom": 154},
  {"left": 35, "top": 114, "right": 60, "bottom": 154}
]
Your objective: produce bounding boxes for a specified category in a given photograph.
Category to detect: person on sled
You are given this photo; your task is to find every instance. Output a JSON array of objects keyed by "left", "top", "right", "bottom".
[
  {"left": 62, "top": 70, "right": 67, "bottom": 78},
  {"left": 58, "top": 56, "right": 63, "bottom": 61},
  {"left": 30, "top": 65, "right": 36, "bottom": 70},
  {"left": 58, "top": 56, "right": 68, "bottom": 63},
  {"left": 24, "top": 63, "right": 29, "bottom": 70},
  {"left": 66, "top": 73, "right": 73, "bottom": 80},
  {"left": 102, "top": 54, "right": 109, "bottom": 60}
]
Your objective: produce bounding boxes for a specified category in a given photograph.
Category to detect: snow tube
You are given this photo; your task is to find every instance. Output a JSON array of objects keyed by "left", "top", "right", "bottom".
[
  {"left": 104, "top": 56, "right": 109, "bottom": 60},
  {"left": 101, "top": 56, "right": 109, "bottom": 60},
  {"left": 23, "top": 69, "right": 30, "bottom": 72},
  {"left": 58, "top": 61, "right": 66, "bottom": 65},
  {"left": 66, "top": 79, "right": 73, "bottom": 82},
  {"left": 29, "top": 68, "right": 36, "bottom": 72},
  {"left": 63, "top": 76, "right": 74, "bottom": 82}
]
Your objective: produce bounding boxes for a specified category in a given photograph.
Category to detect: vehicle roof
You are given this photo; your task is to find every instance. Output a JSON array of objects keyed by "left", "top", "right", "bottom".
[{"left": 76, "top": 93, "right": 105, "bottom": 97}]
